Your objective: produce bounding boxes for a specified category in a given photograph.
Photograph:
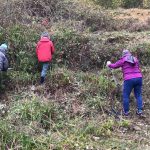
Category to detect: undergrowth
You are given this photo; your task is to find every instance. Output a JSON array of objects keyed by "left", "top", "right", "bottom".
[
  {"left": 0, "top": 91, "right": 134, "bottom": 149},
  {"left": 0, "top": 0, "right": 150, "bottom": 149}
]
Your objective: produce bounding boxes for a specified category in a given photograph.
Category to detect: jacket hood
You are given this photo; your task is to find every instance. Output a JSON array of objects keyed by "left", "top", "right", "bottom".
[
  {"left": 0, "top": 47, "right": 7, "bottom": 55},
  {"left": 124, "top": 55, "right": 137, "bottom": 64},
  {"left": 40, "top": 37, "right": 50, "bottom": 42}
]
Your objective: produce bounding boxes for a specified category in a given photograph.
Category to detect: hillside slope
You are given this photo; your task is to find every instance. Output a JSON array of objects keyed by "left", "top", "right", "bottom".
[
  {"left": 0, "top": 0, "right": 150, "bottom": 149},
  {"left": 111, "top": 8, "right": 150, "bottom": 22}
]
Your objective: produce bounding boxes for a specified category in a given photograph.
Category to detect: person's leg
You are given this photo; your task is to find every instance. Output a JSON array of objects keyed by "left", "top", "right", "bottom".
[
  {"left": 123, "top": 79, "right": 134, "bottom": 114},
  {"left": 133, "top": 78, "right": 143, "bottom": 114},
  {"left": 41, "top": 63, "right": 49, "bottom": 84}
]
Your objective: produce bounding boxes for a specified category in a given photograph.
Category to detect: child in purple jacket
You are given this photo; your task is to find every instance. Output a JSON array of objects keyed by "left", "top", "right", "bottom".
[{"left": 106, "top": 49, "right": 143, "bottom": 116}]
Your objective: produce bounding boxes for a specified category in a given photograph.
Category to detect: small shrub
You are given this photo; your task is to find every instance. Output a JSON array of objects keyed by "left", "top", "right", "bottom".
[
  {"left": 6, "top": 25, "right": 39, "bottom": 72},
  {"left": 53, "top": 28, "right": 90, "bottom": 70},
  {"left": 93, "top": 0, "right": 122, "bottom": 8},
  {"left": 133, "top": 43, "right": 150, "bottom": 66},
  {"left": 92, "top": 0, "right": 143, "bottom": 8},
  {"left": 84, "top": 11, "right": 114, "bottom": 31},
  {"left": 48, "top": 68, "right": 74, "bottom": 88},
  {"left": 122, "top": 0, "right": 143, "bottom": 8}
]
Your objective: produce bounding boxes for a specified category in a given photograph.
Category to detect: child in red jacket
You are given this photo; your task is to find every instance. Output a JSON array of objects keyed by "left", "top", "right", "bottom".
[{"left": 36, "top": 32, "right": 55, "bottom": 84}]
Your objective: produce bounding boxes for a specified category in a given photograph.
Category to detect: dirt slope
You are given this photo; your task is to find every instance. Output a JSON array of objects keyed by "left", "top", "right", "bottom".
[{"left": 111, "top": 8, "right": 150, "bottom": 22}]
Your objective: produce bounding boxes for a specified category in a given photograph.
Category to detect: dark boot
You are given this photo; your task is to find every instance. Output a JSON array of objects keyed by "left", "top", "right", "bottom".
[{"left": 40, "top": 76, "right": 45, "bottom": 84}]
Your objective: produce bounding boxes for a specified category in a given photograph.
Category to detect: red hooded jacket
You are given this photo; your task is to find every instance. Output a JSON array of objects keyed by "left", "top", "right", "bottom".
[{"left": 36, "top": 37, "right": 55, "bottom": 62}]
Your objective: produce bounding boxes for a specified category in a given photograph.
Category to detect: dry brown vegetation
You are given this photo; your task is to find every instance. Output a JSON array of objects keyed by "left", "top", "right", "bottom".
[{"left": 0, "top": 0, "right": 150, "bottom": 149}]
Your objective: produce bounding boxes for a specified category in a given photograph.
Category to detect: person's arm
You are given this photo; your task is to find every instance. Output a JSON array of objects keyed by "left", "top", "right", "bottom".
[
  {"left": 3, "top": 56, "right": 8, "bottom": 71},
  {"left": 108, "top": 58, "right": 124, "bottom": 69},
  {"left": 0, "top": 61, "right": 3, "bottom": 71},
  {"left": 51, "top": 42, "right": 55, "bottom": 54}
]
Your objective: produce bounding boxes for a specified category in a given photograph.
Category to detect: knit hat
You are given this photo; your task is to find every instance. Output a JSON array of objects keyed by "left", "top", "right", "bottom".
[
  {"left": 41, "top": 32, "right": 50, "bottom": 39},
  {"left": 122, "top": 49, "right": 130, "bottom": 57},
  {"left": 1, "top": 43, "right": 8, "bottom": 50},
  {"left": 0, "top": 43, "right": 8, "bottom": 55}
]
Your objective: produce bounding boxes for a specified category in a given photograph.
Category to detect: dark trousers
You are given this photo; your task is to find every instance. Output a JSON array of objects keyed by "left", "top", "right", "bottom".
[{"left": 123, "top": 77, "right": 143, "bottom": 113}]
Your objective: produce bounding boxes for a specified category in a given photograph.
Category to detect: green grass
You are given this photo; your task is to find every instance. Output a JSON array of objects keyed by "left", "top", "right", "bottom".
[{"left": 0, "top": 0, "right": 150, "bottom": 149}]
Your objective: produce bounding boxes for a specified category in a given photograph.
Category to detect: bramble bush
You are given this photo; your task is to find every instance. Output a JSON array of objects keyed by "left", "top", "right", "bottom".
[
  {"left": 6, "top": 25, "right": 39, "bottom": 72},
  {"left": 93, "top": 0, "right": 122, "bottom": 8},
  {"left": 93, "top": 0, "right": 144, "bottom": 8}
]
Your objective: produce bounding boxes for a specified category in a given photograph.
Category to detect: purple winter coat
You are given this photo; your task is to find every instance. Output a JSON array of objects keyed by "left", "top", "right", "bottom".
[{"left": 108, "top": 53, "right": 142, "bottom": 81}]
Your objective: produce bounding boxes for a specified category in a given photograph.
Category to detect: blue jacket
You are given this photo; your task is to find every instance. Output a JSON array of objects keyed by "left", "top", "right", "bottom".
[{"left": 0, "top": 47, "right": 8, "bottom": 71}]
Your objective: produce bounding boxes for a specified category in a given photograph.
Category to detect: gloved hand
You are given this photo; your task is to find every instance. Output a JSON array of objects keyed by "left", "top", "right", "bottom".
[{"left": 106, "top": 61, "right": 111, "bottom": 68}]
